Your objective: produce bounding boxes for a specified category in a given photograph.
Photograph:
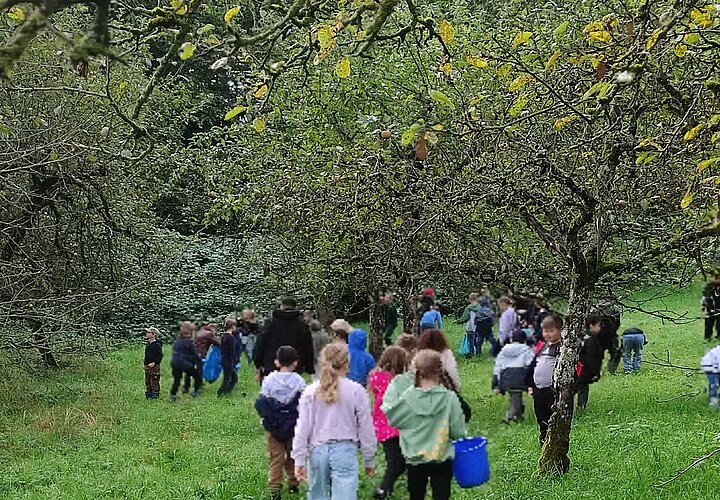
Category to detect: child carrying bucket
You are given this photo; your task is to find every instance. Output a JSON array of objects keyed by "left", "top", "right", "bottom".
[{"left": 382, "top": 349, "right": 466, "bottom": 500}]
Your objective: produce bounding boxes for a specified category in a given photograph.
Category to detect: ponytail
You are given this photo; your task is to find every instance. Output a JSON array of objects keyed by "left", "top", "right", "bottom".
[{"left": 317, "top": 343, "right": 349, "bottom": 404}]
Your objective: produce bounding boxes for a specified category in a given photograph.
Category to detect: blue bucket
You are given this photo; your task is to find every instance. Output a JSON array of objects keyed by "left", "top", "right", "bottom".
[{"left": 453, "top": 437, "right": 490, "bottom": 488}]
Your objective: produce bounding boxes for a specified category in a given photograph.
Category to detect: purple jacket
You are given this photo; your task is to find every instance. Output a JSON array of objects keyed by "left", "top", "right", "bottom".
[{"left": 291, "top": 377, "right": 376, "bottom": 467}]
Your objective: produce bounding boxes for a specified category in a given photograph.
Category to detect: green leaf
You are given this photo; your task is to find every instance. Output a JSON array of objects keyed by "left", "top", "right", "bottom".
[
  {"left": 179, "top": 42, "right": 196, "bottom": 60},
  {"left": 401, "top": 128, "right": 417, "bottom": 146},
  {"left": 252, "top": 117, "right": 266, "bottom": 133},
  {"left": 554, "top": 21, "right": 569, "bottom": 38},
  {"left": 512, "top": 31, "right": 533, "bottom": 48},
  {"left": 428, "top": 90, "right": 455, "bottom": 109},
  {"left": 680, "top": 192, "right": 693, "bottom": 209},
  {"left": 197, "top": 24, "right": 215, "bottom": 35},
  {"left": 336, "top": 57, "right": 350, "bottom": 78},
  {"left": 224, "top": 106, "right": 247, "bottom": 121},
  {"left": 8, "top": 6, "right": 25, "bottom": 22},
  {"left": 508, "top": 95, "right": 528, "bottom": 116}
]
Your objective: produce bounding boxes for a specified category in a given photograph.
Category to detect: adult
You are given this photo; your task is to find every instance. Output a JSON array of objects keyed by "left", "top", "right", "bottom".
[
  {"left": 415, "top": 288, "right": 436, "bottom": 335},
  {"left": 330, "top": 318, "right": 353, "bottom": 343},
  {"left": 381, "top": 292, "right": 399, "bottom": 346},
  {"left": 254, "top": 296, "right": 314, "bottom": 379},
  {"left": 497, "top": 297, "right": 517, "bottom": 347},
  {"left": 594, "top": 300, "right": 622, "bottom": 374},
  {"left": 237, "top": 309, "right": 259, "bottom": 363},
  {"left": 702, "top": 270, "right": 720, "bottom": 341},
  {"left": 417, "top": 328, "right": 461, "bottom": 391}
]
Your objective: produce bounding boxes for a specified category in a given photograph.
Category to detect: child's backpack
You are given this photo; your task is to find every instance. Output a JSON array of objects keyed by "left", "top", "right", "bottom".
[
  {"left": 474, "top": 306, "right": 494, "bottom": 332},
  {"left": 203, "top": 345, "right": 222, "bottom": 383}
]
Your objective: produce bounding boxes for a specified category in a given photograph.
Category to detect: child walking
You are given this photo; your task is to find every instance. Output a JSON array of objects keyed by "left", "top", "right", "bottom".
[
  {"left": 218, "top": 316, "right": 239, "bottom": 396},
  {"left": 348, "top": 329, "right": 376, "bottom": 386},
  {"left": 368, "top": 346, "right": 409, "bottom": 499},
  {"left": 142, "top": 327, "right": 163, "bottom": 399},
  {"left": 577, "top": 315, "right": 603, "bottom": 409},
  {"left": 531, "top": 314, "right": 563, "bottom": 444},
  {"left": 493, "top": 329, "right": 534, "bottom": 423},
  {"left": 292, "top": 343, "right": 376, "bottom": 500},
  {"left": 382, "top": 349, "right": 467, "bottom": 500},
  {"left": 701, "top": 344, "right": 720, "bottom": 408},
  {"left": 169, "top": 321, "right": 202, "bottom": 401},
  {"left": 255, "top": 346, "right": 307, "bottom": 499}
]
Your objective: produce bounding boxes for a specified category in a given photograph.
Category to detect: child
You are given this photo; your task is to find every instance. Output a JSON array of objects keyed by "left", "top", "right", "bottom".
[
  {"left": 382, "top": 349, "right": 467, "bottom": 500},
  {"left": 170, "top": 321, "right": 202, "bottom": 401},
  {"left": 493, "top": 329, "right": 534, "bottom": 423},
  {"left": 702, "top": 270, "right": 720, "bottom": 341},
  {"left": 457, "top": 293, "right": 483, "bottom": 357},
  {"left": 255, "top": 346, "right": 307, "bottom": 499},
  {"left": 142, "top": 327, "right": 163, "bottom": 399},
  {"left": 330, "top": 318, "right": 353, "bottom": 344},
  {"left": 419, "top": 305, "right": 443, "bottom": 332},
  {"left": 310, "top": 320, "right": 331, "bottom": 381},
  {"left": 348, "top": 329, "right": 376, "bottom": 386},
  {"left": 218, "top": 317, "right": 239, "bottom": 396},
  {"left": 577, "top": 315, "right": 603, "bottom": 409},
  {"left": 531, "top": 314, "right": 563, "bottom": 444},
  {"left": 292, "top": 343, "right": 376, "bottom": 500},
  {"left": 238, "top": 309, "right": 259, "bottom": 364},
  {"left": 701, "top": 344, "right": 720, "bottom": 408},
  {"left": 621, "top": 327, "right": 646, "bottom": 374},
  {"left": 497, "top": 296, "right": 517, "bottom": 347},
  {"left": 368, "top": 346, "right": 408, "bottom": 499},
  {"left": 396, "top": 333, "right": 418, "bottom": 362}
]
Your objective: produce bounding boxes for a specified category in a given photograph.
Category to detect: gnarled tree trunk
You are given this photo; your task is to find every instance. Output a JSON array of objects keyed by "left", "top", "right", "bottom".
[
  {"left": 368, "top": 290, "right": 384, "bottom": 359},
  {"left": 536, "top": 274, "right": 594, "bottom": 476}
]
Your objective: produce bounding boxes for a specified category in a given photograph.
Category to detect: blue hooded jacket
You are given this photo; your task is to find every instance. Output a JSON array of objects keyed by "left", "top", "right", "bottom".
[{"left": 347, "top": 329, "right": 375, "bottom": 386}]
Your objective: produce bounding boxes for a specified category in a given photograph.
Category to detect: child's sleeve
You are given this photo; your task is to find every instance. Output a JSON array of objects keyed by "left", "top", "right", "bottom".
[
  {"left": 355, "top": 387, "right": 377, "bottom": 468},
  {"left": 291, "top": 390, "right": 312, "bottom": 467},
  {"left": 437, "top": 312, "right": 443, "bottom": 329},
  {"left": 448, "top": 392, "right": 467, "bottom": 440}
]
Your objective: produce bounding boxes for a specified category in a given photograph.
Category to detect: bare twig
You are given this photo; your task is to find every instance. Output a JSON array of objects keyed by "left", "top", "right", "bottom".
[{"left": 654, "top": 446, "right": 720, "bottom": 488}]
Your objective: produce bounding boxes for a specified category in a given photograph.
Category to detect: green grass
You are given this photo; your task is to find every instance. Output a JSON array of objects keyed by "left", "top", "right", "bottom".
[{"left": 1, "top": 283, "right": 719, "bottom": 499}]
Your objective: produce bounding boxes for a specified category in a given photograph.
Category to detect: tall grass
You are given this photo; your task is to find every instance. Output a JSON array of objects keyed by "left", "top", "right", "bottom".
[{"left": 1, "top": 283, "right": 718, "bottom": 499}]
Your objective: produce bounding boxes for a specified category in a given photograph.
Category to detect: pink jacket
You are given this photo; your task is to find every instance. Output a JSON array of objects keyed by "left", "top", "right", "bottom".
[{"left": 368, "top": 370, "right": 400, "bottom": 442}]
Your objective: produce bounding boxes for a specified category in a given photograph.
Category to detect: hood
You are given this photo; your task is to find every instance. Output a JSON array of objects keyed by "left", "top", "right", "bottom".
[
  {"left": 502, "top": 343, "right": 531, "bottom": 357},
  {"left": 273, "top": 308, "right": 302, "bottom": 321},
  {"left": 349, "top": 329, "right": 368, "bottom": 350},
  {"left": 467, "top": 303, "right": 483, "bottom": 312},
  {"left": 261, "top": 372, "right": 305, "bottom": 404},
  {"left": 402, "top": 386, "right": 452, "bottom": 416}
]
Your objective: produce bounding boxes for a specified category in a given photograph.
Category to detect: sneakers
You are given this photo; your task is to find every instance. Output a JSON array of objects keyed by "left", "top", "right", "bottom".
[
  {"left": 372, "top": 488, "right": 388, "bottom": 499},
  {"left": 710, "top": 397, "right": 719, "bottom": 409},
  {"left": 191, "top": 391, "right": 200, "bottom": 398}
]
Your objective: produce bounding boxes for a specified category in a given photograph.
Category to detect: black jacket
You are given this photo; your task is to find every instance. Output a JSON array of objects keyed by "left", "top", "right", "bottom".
[
  {"left": 254, "top": 392, "right": 301, "bottom": 443},
  {"left": 220, "top": 332, "right": 236, "bottom": 365},
  {"left": 170, "top": 337, "right": 201, "bottom": 371},
  {"left": 578, "top": 335, "right": 602, "bottom": 384},
  {"left": 144, "top": 341, "right": 163, "bottom": 365},
  {"left": 254, "top": 309, "right": 314, "bottom": 376}
]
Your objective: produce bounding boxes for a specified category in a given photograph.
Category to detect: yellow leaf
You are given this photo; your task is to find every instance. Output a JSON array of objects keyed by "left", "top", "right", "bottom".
[
  {"left": 316, "top": 25, "right": 336, "bottom": 50},
  {"left": 509, "top": 74, "right": 532, "bottom": 92},
  {"left": 224, "top": 106, "right": 247, "bottom": 121},
  {"left": 674, "top": 44, "right": 688, "bottom": 57},
  {"left": 512, "top": 31, "right": 533, "bottom": 48},
  {"left": 545, "top": 51, "right": 560, "bottom": 70},
  {"left": 497, "top": 64, "right": 512, "bottom": 78},
  {"left": 697, "top": 158, "right": 719, "bottom": 174},
  {"left": 645, "top": 28, "right": 662, "bottom": 50},
  {"left": 8, "top": 6, "right": 25, "bottom": 22},
  {"left": 554, "top": 115, "right": 577, "bottom": 130},
  {"left": 588, "top": 30, "right": 612, "bottom": 43},
  {"left": 431, "top": 124, "right": 445, "bottom": 131},
  {"left": 224, "top": 6, "right": 240, "bottom": 24},
  {"left": 438, "top": 20, "right": 455, "bottom": 45},
  {"left": 684, "top": 124, "right": 702, "bottom": 141},
  {"left": 680, "top": 192, "right": 694, "bottom": 209},
  {"left": 171, "top": 0, "right": 187, "bottom": 15},
  {"left": 584, "top": 21, "right": 605, "bottom": 33},
  {"left": 254, "top": 84, "right": 268, "bottom": 98},
  {"left": 204, "top": 35, "right": 221, "bottom": 45},
  {"left": 336, "top": 57, "right": 351, "bottom": 78},
  {"left": 691, "top": 8, "right": 713, "bottom": 28},
  {"left": 465, "top": 55, "right": 488, "bottom": 68},
  {"left": 179, "top": 42, "right": 195, "bottom": 60},
  {"left": 554, "top": 21, "right": 569, "bottom": 37},
  {"left": 439, "top": 62, "right": 452, "bottom": 76},
  {"left": 509, "top": 94, "right": 528, "bottom": 116},
  {"left": 252, "top": 117, "right": 266, "bottom": 133}
]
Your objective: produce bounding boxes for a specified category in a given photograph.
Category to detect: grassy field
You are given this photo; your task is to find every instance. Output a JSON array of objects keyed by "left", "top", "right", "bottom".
[{"left": 1, "top": 283, "right": 719, "bottom": 499}]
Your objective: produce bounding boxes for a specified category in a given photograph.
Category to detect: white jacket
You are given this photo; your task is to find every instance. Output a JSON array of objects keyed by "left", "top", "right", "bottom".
[{"left": 701, "top": 346, "right": 720, "bottom": 373}]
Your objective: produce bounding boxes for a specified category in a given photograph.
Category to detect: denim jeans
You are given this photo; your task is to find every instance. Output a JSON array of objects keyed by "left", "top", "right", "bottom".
[
  {"left": 308, "top": 441, "right": 359, "bottom": 500},
  {"left": 242, "top": 334, "right": 256, "bottom": 364},
  {"left": 466, "top": 332, "right": 478, "bottom": 357},
  {"left": 622, "top": 334, "right": 644, "bottom": 372},
  {"left": 707, "top": 373, "right": 720, "bottom": 401}
]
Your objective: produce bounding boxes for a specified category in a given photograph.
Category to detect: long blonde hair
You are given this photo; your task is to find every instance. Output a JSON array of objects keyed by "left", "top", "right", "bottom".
[{"left": 318, "top": 342, "right": 349, "bottom": 404}]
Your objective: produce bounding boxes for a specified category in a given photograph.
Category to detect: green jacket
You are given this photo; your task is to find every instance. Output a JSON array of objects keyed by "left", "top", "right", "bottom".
[
  {"left": 382, "top": 384, "right": 467, "bottom": 465},
  {"left": 382, "top": 371, "right": 414, "bottom": 409},
  {"left": 382, "top": 301, "right": 398, "bottom": 326},
  {"left": 458, "top": 303, "right": 483, "bottom": 324}
]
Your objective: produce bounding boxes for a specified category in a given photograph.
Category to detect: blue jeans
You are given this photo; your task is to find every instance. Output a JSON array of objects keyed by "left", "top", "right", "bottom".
[
  {"left": 707, "top": 373, "right": 720, "bottom": 399},
  {"left": 308, "top": 441, "right": 359, "bottom": 500},
  {"left": 622, "top": 334, "right": 644, "bottom": 372},
  {"left": 241, "top": 334, "right": 256, "bottom": 364},
  {"left": 466, "top": 332, "right": 478, "bottom": 356}
]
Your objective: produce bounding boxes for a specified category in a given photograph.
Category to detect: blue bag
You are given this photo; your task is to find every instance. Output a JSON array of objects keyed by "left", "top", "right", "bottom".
[
  {"left": 459, "top": 334, "right": 471, "bottom": 356},
  {"left": 203, "top": 345, "right": 222, "bottom": 383}
]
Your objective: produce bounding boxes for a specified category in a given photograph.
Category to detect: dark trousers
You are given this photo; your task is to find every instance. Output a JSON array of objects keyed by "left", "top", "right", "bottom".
[
  {"left": 183, "top": 359, "right": 203, "bottom": 392},
  {"left": 505, "top": 390, "right": 525, "bottom": 420},
  {"left": 533, "top": 387, "right": 554, "bottom": 445},
  {"left": 407, "top": 459, "right": 453, "bottom": 500},
  {"left": 144, "top": 365, "right": 161, "bottom": 398},
  {"left": 383, "top": 323, "right": 398, "bottom": 345},
  {"left": 218, "top": 361, "right": 238, "bottom": 396},
  {"left": 599, "top": 333, "right": 621, "bottom": 374},
  {"left": 577, "top": 383, "right": 589, "bottom": 408},
  {"left": 170, "top": 366, "right": 201, "bottom": 396},
  {"left": 380, "top": 437, "right": 406, "bottom": 494},
  {"left": 476, "top": 327, "right": 497, "bottom": 356},
  {"left": 705, "top": 315, "right": 720, "bottom": 339}
]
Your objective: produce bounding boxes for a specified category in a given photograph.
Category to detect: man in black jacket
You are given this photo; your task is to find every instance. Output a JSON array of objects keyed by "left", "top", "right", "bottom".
[{"left": 254, "top": 296, "right": 314, "bottom": 380}]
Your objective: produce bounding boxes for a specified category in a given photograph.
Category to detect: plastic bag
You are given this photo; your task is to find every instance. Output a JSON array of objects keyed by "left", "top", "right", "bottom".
[
  {"left": 203, "top": 345, "right": 222, "bottom": 383},
  {"left": 459, "top": 334, "right": 471, "bottom": 356}
]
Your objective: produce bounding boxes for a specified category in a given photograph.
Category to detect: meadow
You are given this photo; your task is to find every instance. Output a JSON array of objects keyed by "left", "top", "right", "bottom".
[{"left": 1, "top": 283, "right": 719, "bottom": 499}]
